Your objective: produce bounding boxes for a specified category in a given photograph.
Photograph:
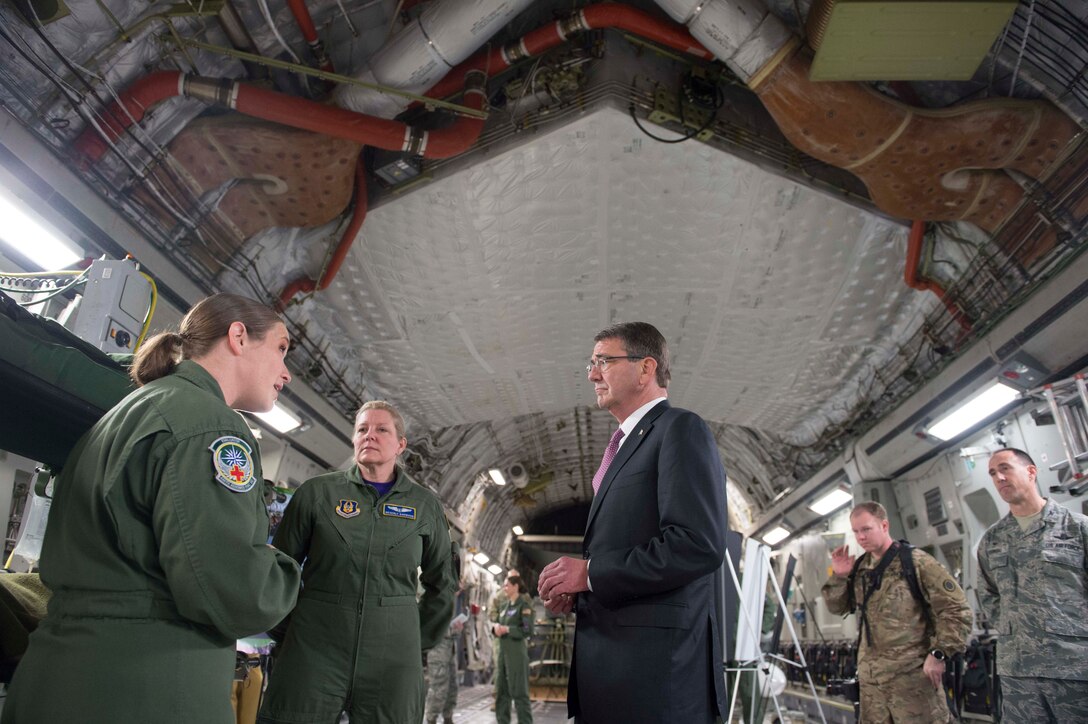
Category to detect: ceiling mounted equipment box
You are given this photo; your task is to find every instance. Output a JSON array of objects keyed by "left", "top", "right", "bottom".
[{"left": 809, "top": 0, "right": 1019, "bottom": 81}]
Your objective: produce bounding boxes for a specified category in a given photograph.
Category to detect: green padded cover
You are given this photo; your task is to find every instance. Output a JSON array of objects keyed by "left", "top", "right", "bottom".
[{"left": 0, "top": 291, "right": 134, "bottom": 471}]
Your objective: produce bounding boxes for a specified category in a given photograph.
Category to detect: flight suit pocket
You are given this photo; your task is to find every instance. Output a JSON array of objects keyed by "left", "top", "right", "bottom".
[
  {"left": 384, "top": 523, "right": 424, "bottom": 573},
  {"left": 380, "top": 595, "right": 417, "bottom": 606},
  {"left": 986, "top": 552, "right": 1013, "bottom": 589},
  {"left": 1041, "top": 546, "right": 1088, "bottom": 637},
  {"left": 1041, "top": 543, "right": 1083, "bottom": 568},
  {"left": 388, "top": 521, "right": 424, "bottom": 549}
]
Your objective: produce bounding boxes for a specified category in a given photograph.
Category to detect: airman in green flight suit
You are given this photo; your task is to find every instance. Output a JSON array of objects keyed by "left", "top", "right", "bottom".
[
  {"left": 494, "top": 574, "right": 535, "bottom": 724},
  {"left": 2, "top": 294, "right": 303, "bottom": 724},
  {"left": 258, "top": 400, "right": 454, "bottom": 724}
]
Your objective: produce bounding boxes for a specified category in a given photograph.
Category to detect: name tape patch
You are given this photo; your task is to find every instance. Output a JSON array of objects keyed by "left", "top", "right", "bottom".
[
  {"left": 210, "top": 436, "right": 255, "bottom": 493},
  {"left": 382, "top": 503, "right": 416, "bottom": 520}
]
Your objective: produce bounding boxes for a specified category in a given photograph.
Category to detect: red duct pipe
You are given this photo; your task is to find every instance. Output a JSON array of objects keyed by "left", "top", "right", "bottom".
[
  {"left": 73, "top": 70, "right": 487, "bottom": 162},
  {"left": 278, "top": 156, "right": 368, "bottom": 309},
  {"left": 286, "top": 0, "right": 334, "bottom": 73},
  {"left": 74, "top": 71, "right": 184, "bottom": 162},
  {"left": 904, "top": 220, "right": 972, "bottom": 332},
  {"left": 422, "top": 4, "right": 712, "bottom": 102}
]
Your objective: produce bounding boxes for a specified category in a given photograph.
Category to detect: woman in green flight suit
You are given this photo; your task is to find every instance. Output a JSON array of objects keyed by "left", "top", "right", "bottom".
[
  {"left": 493, "top": 575, "right": 535, "bottom": 724},
  {"left": 258, "top": 400, "right": 455, "bottom": 724},
  {"left": 2, "top": 294, "right": 303, "bottom": 724}
]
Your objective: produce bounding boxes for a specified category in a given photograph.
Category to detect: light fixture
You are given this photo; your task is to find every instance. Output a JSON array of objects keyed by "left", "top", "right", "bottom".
[
  {"left": 487, "top": 564, "right": 502, "bottom": 575},
  {"left": 512, "top": 525, "right": 524, "bottom": 536},
  {"left": 762, "top": 526, "right": 791, "bottom": 546},
  {"left": 927, "top": 380, "right": 1019, "bottom": 441},
  {"left": 473, "top": 552, "right": 490, "bottom": 565},
  {"left": 808, "top": 488, "right": 853, "bottom": 516},
  {"left": 253, "top": 402, "right": 302, "bottom": 433},
  {"left": 488, "top": 468, "right": 507, "bottom": 486},
  {"left": 0, "top": 190, "right": 81, "bottom": 269}
]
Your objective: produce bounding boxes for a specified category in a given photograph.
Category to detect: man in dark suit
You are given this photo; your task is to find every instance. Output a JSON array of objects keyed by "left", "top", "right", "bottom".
[{"left": 538, "top": 322, "right": 728, "bottom": 724}]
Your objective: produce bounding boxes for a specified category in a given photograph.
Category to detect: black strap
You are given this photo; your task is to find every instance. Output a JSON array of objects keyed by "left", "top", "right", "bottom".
[{"left": 855, "top": 542, "right": 904, "bottom": 648}]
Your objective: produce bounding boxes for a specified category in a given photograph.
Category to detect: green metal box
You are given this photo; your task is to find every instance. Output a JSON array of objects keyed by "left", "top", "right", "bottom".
[{"left": 810, "top": 0, "right": 1019, "bottom": 81}]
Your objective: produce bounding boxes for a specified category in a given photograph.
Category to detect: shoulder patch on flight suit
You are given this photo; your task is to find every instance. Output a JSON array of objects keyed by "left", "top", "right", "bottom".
[
  {"left": 521, "top": 608, "right": 532, "bottom": 615},
  {"left": 382, "top": 503, "right": 416, "bottom": 520},
  {"left": 336, "top": 499, "right": 361, "bottom": 518},
  {"left": 209, "top": 436, "right": 256, "bottom": 493}
]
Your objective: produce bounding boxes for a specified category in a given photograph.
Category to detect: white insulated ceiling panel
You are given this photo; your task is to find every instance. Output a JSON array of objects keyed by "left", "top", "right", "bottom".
[{"left": 296, "top": 105, "right": 932, "bottom": 443}]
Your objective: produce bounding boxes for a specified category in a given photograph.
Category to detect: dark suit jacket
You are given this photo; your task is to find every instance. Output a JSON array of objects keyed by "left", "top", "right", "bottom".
[{"left": 568, "top": 400, "right": 728, "bottom": 724}]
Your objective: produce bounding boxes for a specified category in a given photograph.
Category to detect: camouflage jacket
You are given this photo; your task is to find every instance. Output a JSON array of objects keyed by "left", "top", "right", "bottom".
[
  {"left": 823, "top": 547, "right": 972, "bottom": 674},
  {"left": 978, "top": 499, "right": 1088, "bottom": 679},
  {"left": 488, "top": 590, "right": 507, "bottom": 626}
]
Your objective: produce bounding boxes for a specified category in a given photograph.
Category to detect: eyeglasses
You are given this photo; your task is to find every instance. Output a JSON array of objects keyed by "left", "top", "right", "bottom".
[{"left": 586, "top": 355, "right": 644, "bottom": 372}]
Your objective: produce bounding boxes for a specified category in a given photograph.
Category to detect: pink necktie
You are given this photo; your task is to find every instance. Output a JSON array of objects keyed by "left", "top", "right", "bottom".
[{"left": 592, "top": 429, "right": 625, "bottom": 495}]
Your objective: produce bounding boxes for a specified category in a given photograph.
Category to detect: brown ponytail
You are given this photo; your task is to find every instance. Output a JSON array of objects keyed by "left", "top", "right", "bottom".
[{"left": 130, "top": 293, "right": 283, "bottom": 386}]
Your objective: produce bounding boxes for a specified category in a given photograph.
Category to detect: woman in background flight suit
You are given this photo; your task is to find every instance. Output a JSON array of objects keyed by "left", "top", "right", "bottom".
[
  {"left": 258, "top": 400, "right": 455, "bottom": 724},
  {"left": 2, "top": 294, "right": 303, "bottom": 724},
  {"left": 493, "top": 575, "right": 535, "bottom": 724}
]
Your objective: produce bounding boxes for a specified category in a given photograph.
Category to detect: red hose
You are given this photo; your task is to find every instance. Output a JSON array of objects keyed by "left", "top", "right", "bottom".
[
  {"left": 419, "top": 89, "right": 486, "bottom": 157},
  {"left": 286, "top": 0, "right": 334, "bottom": 73},
  {"left": 422, "top": 5, "right": 711, "bottom": 102},
  {"left": 232, "top": 83, "right": 407, "bottom": 148},
  {"left": 73, "top": 71, "right": 182, "bottom": 161},
  {"left": 73, "top": 72, "right": 486, "bottom": 163},
  {"left": 278, "top": 156, "right": 369, "bottom": 308},
  {"left": 286, "top": 0, "right": 320, "bottom": 43},
  {"left": 904, "top": 220, "right": 972, "bottom": 332}
]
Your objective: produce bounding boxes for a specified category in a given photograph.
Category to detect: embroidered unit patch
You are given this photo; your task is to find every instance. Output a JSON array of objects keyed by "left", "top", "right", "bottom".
[
  {"left": 382, "top": 503, "right": 416, "bottom": 520},
  {"left": 336, "top": 499, "right": 361, "bottom": 518},
  {"left": 209, "top": 436, "right": 256, "bottom": 493}
]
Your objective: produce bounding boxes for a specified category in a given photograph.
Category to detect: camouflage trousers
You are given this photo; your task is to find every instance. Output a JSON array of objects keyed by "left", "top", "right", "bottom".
[
  {"left": 857, "top": 660, "right": 950, "bottom": 724},
  {"left": 1000, "top": 675, "right": 1088, "bottom": 723},
  {"left": 424, "top": 635, "right": 458, "bottom": 724}
]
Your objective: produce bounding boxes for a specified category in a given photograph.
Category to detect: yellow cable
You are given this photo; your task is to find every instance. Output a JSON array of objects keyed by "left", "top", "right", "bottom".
[{"left": 134, "top": 272, "right": 158, "bottom": 352}]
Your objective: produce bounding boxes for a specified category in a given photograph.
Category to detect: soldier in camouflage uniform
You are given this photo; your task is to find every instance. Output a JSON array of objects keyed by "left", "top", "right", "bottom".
[
  {"left": 978, "top": 448, "right": 1088, "bottom": 723},
  {"left": 425, "top": 541, "right": 465, "bottom": 724},
  {"left": 823, "top": 502, "right": 972, "bottom": 724}
]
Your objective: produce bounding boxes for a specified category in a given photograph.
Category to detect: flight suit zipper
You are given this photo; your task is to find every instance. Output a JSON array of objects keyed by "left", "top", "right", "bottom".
[{"left": 344, "top": 489, "right": 378, "bottom": 714}]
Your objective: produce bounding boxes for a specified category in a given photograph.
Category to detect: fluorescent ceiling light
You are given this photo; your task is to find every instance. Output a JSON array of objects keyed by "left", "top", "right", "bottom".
[
  {"left": 927, "top": 381, "right": 1019, "bottom": 442},
  {"left": 473, "top": 552, "right": 490, "bottom": 565},
  {"left": 487, "top": 564, "right": 503, "bottom": 575},
  {"left": 762, "top": 526, "right": 791, "bottom": 546},
  {"left": 488, "top": 468, "right": 507, "bottom": 486},
  {"left": 0, "top": 191, "right": 81, "bottom": 269},
  {"left": 254, "top": 402, "right": 301, "bottom": 433},
  {"left": 511, "top": 525, "right": 524, "bottom": 536},
  {"left": 808, "top": 488, "right": 853, "bottom": 516}
]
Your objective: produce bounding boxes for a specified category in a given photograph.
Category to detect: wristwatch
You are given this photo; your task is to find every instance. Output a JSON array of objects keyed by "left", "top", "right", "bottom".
[{"left": 930, "top": 649, "right": 947, "bottom": 661}]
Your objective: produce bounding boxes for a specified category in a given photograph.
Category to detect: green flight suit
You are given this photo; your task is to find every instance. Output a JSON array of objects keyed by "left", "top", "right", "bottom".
[
  {"left": 258, "top": 465, "right": 455, "bottom": 724},
  {"left": 1, "top": 360, "right": 302, "bottom": 724},
  {"left": 489, "top": 587, "right": 508, "bottom": 695},
  {"left": 495, "top": 593, "right": 535, "bottom": 724}
]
